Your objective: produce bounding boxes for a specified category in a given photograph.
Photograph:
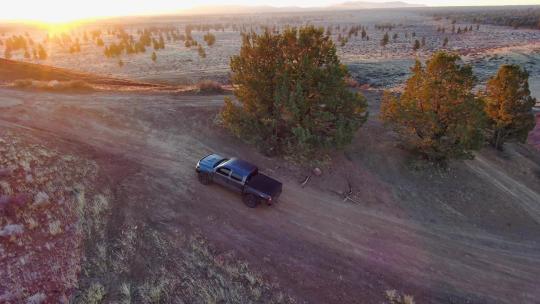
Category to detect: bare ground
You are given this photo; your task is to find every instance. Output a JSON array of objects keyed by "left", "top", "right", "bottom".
[{"left": 0, "top": 85, "right": 539, "bottom": 303}]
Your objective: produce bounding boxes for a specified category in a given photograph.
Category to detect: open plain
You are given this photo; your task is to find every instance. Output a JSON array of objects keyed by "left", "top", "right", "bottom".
[{"left": 1, "top": 6, "right": 540, "bottom": 304}]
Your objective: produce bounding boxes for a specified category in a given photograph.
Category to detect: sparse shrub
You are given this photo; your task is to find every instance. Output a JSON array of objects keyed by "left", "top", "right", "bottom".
[
  {"left": 48, "top": 220, "right": 62, "bottom": 235},
  {"left": 37, "top": 44, "right": 47, "bottom": 60},
  {"left": 26, "top": 217, "right": 39, "bottom": 229},
  {"left": 203, "top": 32, "right": 216, "bottom": 46},
  {"left": 221, "top": 26, "right": 367, "bottom": 158},
  {"left": 83, "top": 282, "right": 106, "bottom": 304},
  {"left": 380, "top": 51, "right": 486, "bottom": 163},
  {"left": 119, "top": 282, "right": 132, "bottom": 304},
  {"left": 197, "top": 45, "right": 206, "bottom": 58},
  {"left": 139, "top": 280, "right": 168, "bottom": 304},
  {"left": 384, "top": 289, "right": 415, "bottom": 304},
  {"left": 12, "top": 79, "right": 94, "bottom": 91},
  {"left": 483, "top": 64, "right": 536, "bottom": 150},
  {"left": 197, "top": 80, "right": 223, "bottom": 93}
]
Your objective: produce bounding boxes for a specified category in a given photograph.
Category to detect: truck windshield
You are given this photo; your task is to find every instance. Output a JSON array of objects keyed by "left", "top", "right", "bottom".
[{"left": 213, "top": 158, "right": 229, "bottom": 168}]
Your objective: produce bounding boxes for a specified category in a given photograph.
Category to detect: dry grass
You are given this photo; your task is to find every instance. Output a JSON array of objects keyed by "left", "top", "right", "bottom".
[
  {"left": 0, "top": 130, "right": 99, "bottom": 302},
  {"left": 385, "top": 289, "right": 416, "bottom": 304},
  {"left": 11, "top": 79, "right": 94, "bottom": 92},
  {"left": 82, "top": 283, "right": 106, "bottom": 304}
]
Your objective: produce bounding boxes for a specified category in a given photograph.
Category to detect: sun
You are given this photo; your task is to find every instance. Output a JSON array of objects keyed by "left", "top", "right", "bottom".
[{"left": 0, "top": 0, "right": 109, "bottom": 24}]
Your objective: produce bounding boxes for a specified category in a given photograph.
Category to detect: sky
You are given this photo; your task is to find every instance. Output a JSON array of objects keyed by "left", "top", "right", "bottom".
[{"left": 1, "top": 0, "right": 540, "bottom": 23}]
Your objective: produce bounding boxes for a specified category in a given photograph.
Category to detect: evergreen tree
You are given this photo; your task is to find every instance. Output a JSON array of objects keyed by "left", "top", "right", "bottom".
[
  {"left": 37, "top": 44, "right": 47, "bottom": 60},
  {"left": 203, "top": 32, "right": 216, "bottom": 46},
  {"left": 483, "top": 64, "right": 536, "bottom": 149},
  {"left": 413, "top": 39, "right": 421, "bottom": 51},
  {"left": 197, "top": 45, "right": 206, "bottom": 58},
  {"left": 381, "top": 32, "right": 389, "bottom": 47},
  {"left": 380, "top": 51, "right": 486, "bottom": 163},
  {"left": 221, "top": 26, "right": 368, "bottom": 157},
  {"left": 4, "top": 46, "right": 12, "bottom": 59}
]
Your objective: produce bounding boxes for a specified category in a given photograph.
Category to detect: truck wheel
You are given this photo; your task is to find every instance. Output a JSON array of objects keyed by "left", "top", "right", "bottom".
[
  {"left": 243, "top": 194, "right": 259, "bottom": 208},
  {"left": 198, "top": 172, "right": 211, "bottom": 185}
]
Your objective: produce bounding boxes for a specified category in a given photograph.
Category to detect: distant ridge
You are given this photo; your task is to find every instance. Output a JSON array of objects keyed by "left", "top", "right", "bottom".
[
  {"left": 182, "top": 1, "right": 425, "bottom": 15},
  {"left": 331, "top": 1, "right": 425, "bottom": 9}
]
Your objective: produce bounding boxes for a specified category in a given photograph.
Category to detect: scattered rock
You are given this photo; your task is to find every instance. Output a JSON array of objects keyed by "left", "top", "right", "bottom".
[
  {"left": 34, "top": 192, "right": 49, "bottom": 206},
  {"left": 312, "top": 167, "right": 322, "bottom": 176},
  {"left": 26, "top": 293, "right": 46, "bottom": 304},
  {"left": 0, "top": 224, "right": 24, "bottom": 237}
]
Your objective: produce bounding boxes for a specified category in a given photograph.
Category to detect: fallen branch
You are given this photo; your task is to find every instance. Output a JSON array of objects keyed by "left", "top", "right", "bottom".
[{"left": 301, "top": 174, "right": 311, "bottom": 187}]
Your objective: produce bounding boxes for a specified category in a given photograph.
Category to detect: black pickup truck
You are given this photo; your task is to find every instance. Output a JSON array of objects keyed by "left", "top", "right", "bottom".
[{"left": 195, "top": 154, "right": 282, "bottom": 208}]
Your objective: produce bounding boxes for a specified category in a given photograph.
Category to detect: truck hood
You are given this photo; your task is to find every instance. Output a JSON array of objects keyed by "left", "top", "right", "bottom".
[{"left": 198, "top": 154, "right": 227, "bottom": 170}]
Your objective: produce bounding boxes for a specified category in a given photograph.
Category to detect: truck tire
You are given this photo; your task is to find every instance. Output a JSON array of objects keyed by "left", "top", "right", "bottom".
[
  {"left": 198, "top": 172, "right": 211, "bottom": 185},
  {"left": 243, "top": 194, "right": 259, "bottom": 208}
]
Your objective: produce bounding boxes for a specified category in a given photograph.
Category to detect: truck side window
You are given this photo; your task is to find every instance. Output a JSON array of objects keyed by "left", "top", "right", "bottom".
[
  {"left": 230, "top": 172, "right": 243, "bottom": 182},
  {"left": 217, "top": 167, "right": 231, "bottom": 176}
]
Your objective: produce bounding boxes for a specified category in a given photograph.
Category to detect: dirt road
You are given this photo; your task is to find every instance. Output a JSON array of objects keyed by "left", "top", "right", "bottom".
[{"left": 1, "top": 87, "right": 539, "bottom": 303}]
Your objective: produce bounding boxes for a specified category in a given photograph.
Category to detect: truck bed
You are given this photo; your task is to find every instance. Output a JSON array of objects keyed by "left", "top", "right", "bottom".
[{"left": 247, "top": 174, "right": 283, "bottom": 199}]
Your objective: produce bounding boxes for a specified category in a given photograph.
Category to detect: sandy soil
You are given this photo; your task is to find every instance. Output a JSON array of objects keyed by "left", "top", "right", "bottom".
[{"left": 0, "top": 86, "right": 539, "bottom": 303}]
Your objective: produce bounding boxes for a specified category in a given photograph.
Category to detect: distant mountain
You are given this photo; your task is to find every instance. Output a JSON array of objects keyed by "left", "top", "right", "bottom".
[
  {"left": 330, "top": 1, "right": 425, "bottom": 9},
  {"left": 182, "top": 1, "right": 426, "bottom": 15}
]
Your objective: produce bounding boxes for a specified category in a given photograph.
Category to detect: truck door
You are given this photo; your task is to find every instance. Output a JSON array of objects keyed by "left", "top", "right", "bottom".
[
  {"left": 214, "top": 167, "right": 232, "bottom": 188},
  {"left": 229, "top": 171, "right": 244, "bottom": 192}
]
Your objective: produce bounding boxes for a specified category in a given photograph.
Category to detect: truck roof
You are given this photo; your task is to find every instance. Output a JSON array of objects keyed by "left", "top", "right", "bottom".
[{"left": 221, "top": 158, "right": 258, "bottom": 177}]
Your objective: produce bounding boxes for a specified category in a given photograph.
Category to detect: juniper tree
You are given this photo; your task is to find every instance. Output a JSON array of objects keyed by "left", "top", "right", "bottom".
[
  {"left": 380, "top": 51, "right": 486, "bottom": 163},
  {"left": 221, "top": 26, "right": 368, "bottom": 157},
  {"left": 381, "top": 32, "right": 389, "bottom": 47},
  {"left": 413, "top": 39, "right": 421, "bottom": 51},
  {"left": 483, "top": 64, "right": 536, "bottom": 150}
]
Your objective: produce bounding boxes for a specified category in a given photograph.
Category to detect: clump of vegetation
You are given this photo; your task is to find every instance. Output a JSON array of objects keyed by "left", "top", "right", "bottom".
[
  {"left": 151, "top": 51, "right": 157, "bottom": 62},
  {"left": 197, "top": 80, "right": 223, "bottom": 93},
  {"left": 384, "top": 290, "right": 415, "bottom": 304},
  {"left": 203, "top": 32, "right": 216, "bottom": 46},
  {"left": 412, "top": 39, "right": 420, "bottom": 51},
  {"left": 221, "top": 26, "right": 368, "bottom": 158},
  {"left": 381, "top": 32, "right": 389, "bottom": 47},
  {"left": 37, "top": 44, "right": 47, "bottom": 60},
  {"left": 483, "top": 64, "right": 536, "bottom": 150},
  {"left": 380, "top": 51, "right": 486, "bottom": 163},
  {"left": 12, "top": 79, "right": 94, "bottom": 91},
  {"left": 197, "top": 45, "right": 206, "bottom": 58}
]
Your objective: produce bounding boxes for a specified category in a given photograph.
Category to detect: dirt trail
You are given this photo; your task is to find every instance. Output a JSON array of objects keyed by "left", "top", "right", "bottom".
[
  {"left": 466, "top": 154, "right": 540, "bottom": 224},
  {"left": 0, "top": 88, "right": 539, "bottom": 303}
]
